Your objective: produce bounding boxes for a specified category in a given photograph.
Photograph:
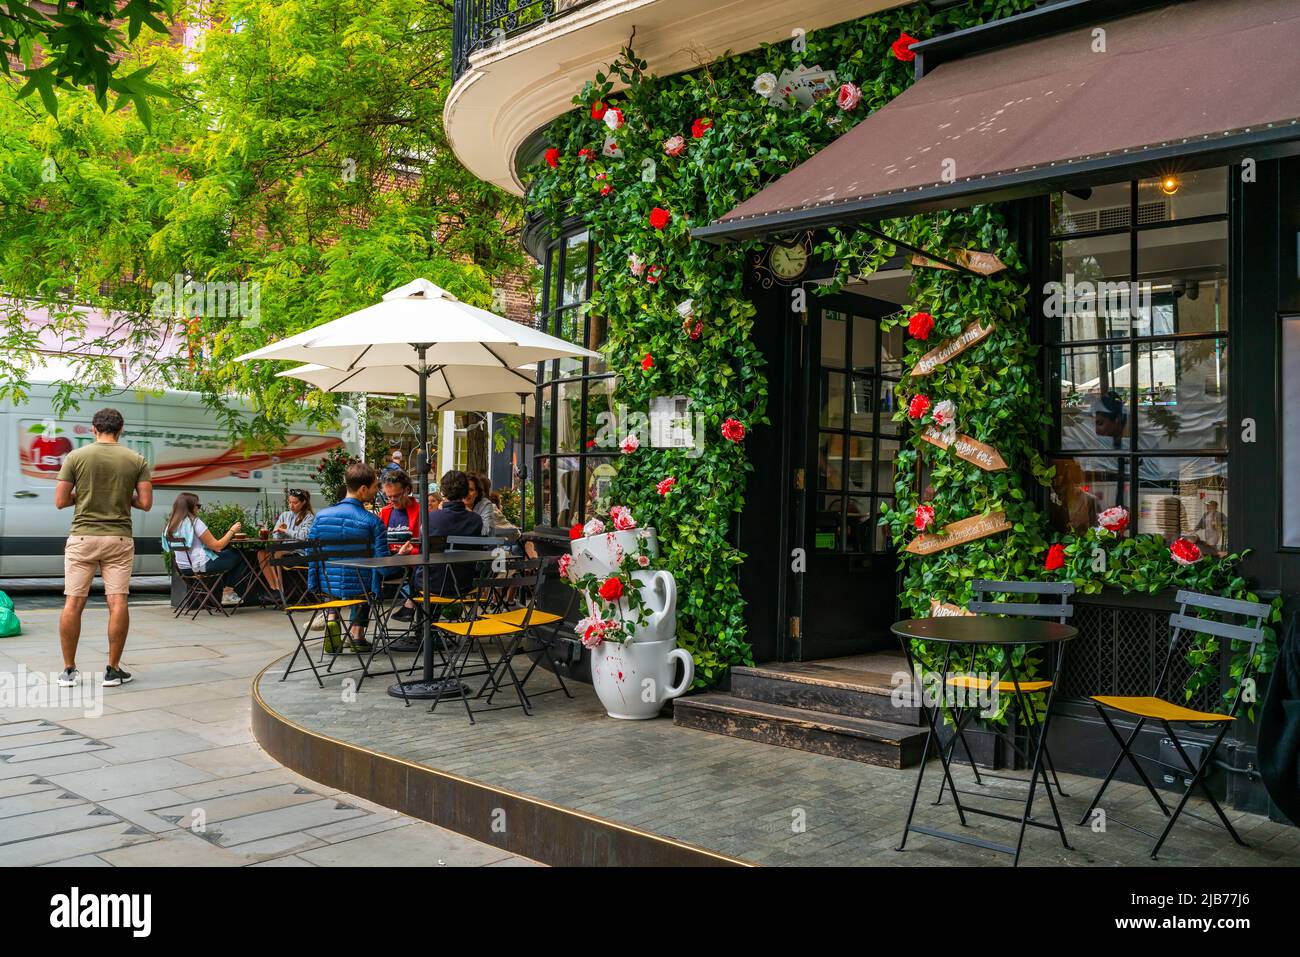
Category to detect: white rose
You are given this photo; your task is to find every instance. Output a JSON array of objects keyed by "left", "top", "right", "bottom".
[{"left": 753, "top": 72, "right": 778, "bottom": 98}]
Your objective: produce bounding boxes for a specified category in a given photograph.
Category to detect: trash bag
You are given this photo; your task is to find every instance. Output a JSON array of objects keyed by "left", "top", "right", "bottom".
[
  {"left": 0, "top": 591, "right": 20, "bottom": 637},
  {"left": 1258, "top": 612, "right": 1300, "bottom": 825}
]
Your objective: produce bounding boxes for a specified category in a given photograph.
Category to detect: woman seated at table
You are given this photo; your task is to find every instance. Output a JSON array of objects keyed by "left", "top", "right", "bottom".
[
  {"left": 161, "top": 492, "right": 246, "bottom": 606},
  {"left": 381, "top": 470, "right": 423, "bottom": 622},
  {"left": 258, "top": 488, "right": 315, "bottom": 592},
  {"left": 467, "top": 472, "right": 519, "bottom": 541}
]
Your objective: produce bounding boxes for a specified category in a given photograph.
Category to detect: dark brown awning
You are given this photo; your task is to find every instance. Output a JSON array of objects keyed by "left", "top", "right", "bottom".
[{"left": 695, "top": 0, "right": 1300, "bottom": 243}]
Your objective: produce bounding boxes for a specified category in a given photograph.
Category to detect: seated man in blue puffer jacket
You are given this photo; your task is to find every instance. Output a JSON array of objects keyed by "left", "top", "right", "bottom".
[{"left": 307, "top": 461, "right": 389, "bottom": 653}]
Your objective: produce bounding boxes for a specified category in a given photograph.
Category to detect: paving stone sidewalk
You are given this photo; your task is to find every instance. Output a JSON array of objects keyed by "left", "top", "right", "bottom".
[{"left": 0, "top": 600, "right": 538, "bottom": 867}]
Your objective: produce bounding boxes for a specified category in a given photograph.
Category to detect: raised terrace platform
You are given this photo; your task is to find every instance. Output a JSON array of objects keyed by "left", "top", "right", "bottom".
[{"left": 253, "top": 651, "right": 1300, "bottom": 868}]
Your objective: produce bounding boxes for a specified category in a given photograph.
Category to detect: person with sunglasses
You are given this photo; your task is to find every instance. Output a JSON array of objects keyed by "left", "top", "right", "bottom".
[{"left": 258, "top": 488, "right": 316, "bottom": 591}]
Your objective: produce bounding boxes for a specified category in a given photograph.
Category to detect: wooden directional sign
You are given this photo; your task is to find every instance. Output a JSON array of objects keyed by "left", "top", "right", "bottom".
[
  {"left": 910, "top": 249, "right": 1008, "bottom": 276},
  {"left": 905, "top": 510, "right": 1012, "bottom": 556},
  {"left": 929, "top": 598, "right": 974, "bottom": 617},
  {"left": 920, "top": 426, "right": 1008, "bottom": 471},
  {"left": 911, "top": 320, "right": 995, "bottom": 377}
]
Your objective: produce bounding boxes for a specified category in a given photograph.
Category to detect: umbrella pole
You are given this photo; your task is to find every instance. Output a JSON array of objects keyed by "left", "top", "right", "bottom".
[
  {"left": 518, "top": 392, "right": 528, "bottom": 535},
  {"left": 389, "top": 345, "right": 463, "bottom": 700}
]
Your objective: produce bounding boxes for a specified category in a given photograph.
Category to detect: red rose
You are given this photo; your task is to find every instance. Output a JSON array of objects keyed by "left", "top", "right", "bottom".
[
  {"left": 1170, "top": 537, "right": 1202, "bottom": 566},
  {"left": 641, "top": 352, "right": 653, "bottom": 370},
  {"left": 721, "top": 418, "right": 746, "bottom": 442},
  {"left": 908, "top": 311, "right": 935, "bottom": 340},
  {"left": 907, "top": 394, "right": 931, "bottom": 419},
  {"left": 656, "top": 476, "right": 676, "bottom": 496},
  {"left": 691, "top": 117, "right": 712, "bottom": 138},
  {"left": 689, "top": 321, "right": 702, "bottom": 341},
  {"left": 598, "top": 576, "right": 624, "bottom": 602},
  {"left": 892, "top": 31, "right": 919, "bottom": 62},
  {"left": 544, "top": 147, "right": 560, "bottom": 168},
  {"left": 600, "top": 185, "right": 613, "bottom": 196},
  {"left": 591, "top": 101, "right": 607, "bottom": 120},
  {"left": 586, "top": 439, "right": 596, "bottom": 448},
  {"left": 649, "top": 207, "right": 671, "bottom": 229},
  {"left": 569, "top": 523, "right": 584, "bottom": 540},
  {"left": 914, "top": 504, "right": 935, "bottom": 531},
  {"left": 578, "top": 148, "right": 594, "bottom": 162},
  {"left": 1044, "top": 543, "right": 1066, "bottom": 571}
]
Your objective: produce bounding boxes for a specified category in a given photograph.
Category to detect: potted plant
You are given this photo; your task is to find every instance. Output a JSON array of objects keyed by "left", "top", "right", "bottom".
[
  {"left": 314, "top": 446, "right": 352, "bottom": 505},
  {"left": 561, "top": 506, "right": 693, "bottom": 719}
]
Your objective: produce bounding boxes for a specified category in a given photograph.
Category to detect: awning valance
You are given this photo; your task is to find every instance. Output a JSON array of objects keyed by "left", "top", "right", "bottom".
[{"left": 695, "top": 0, "right": 1300, "bottom": 243}]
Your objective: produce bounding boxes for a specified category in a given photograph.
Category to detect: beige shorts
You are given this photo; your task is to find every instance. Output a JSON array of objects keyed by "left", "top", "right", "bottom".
[{"left": 64, "top": 535, "right": 135, "bottom": 597}]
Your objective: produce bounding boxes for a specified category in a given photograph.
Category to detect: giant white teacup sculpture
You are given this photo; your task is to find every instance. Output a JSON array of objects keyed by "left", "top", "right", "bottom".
[{"left": 562, "top": 507, "right": 693, "bottom": 719}]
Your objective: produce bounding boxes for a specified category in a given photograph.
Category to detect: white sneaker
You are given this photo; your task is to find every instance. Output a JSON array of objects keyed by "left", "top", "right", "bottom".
[
  {"left": 58, "top": 668, "right": 79, "bottom": 687},
  {"left": 309, "top": 618, "right": 328, "bottom": 632},
  {"left": 221, "top": 591, "right": 243, "bottom": 606}
]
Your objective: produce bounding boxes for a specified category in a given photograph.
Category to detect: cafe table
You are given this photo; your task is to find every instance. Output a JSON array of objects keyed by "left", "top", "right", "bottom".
[
  {"left": 891, "top": 615, "right": 1076, "bottom": 866},
  {"left": 325, "top": 551, "right": 493, "bottom": 703},
  {"left": 224, "top": 536, "right": 306, "bottom": 610}
]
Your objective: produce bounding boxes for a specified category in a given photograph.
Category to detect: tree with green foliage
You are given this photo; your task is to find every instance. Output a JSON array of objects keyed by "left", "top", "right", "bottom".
[
  {"left": 1, "top": 0, "right": 174, "bottom": 120},
  {"left": 0, "top": 0, "right": 528, "bottom": 444}
]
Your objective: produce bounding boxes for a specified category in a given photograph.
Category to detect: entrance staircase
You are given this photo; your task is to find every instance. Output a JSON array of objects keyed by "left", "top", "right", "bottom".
[{"left": 672, "top": 652, "right": 928, "bottom": 768}]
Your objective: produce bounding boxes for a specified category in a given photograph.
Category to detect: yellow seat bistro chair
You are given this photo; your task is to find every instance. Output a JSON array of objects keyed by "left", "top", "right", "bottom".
[
  {"left": 937, "top": 580, "right": 1076, "bottom": 819},
  {"left": 482, "top": 557, "right": 577, "bottom": 704},
  {"left": 1078, "top": 590, "right": 1270, "bottom": 859},
  {"left": 273, "top": 537, "right": 391, "bottom": 694},
  {"left": 430, "top": 558, "right": 549, "bottom": 724}
]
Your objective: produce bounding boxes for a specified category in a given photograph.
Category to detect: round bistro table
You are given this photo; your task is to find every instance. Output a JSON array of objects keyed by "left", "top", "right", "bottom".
[{"left": 891, "top": 616, "right": 1076, "bottom": 866}]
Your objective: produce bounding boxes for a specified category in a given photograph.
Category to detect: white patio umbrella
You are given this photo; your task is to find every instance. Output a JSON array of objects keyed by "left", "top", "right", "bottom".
[{"left": 237, "top": 278, "right": 598, "bottom": 700}]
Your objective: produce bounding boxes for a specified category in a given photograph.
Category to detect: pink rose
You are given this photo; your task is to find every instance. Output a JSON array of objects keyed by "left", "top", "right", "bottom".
[
  {"left": 557, "top": 554, "right": 573, "bottom": 580},
  {"left": 628, "top": 253, "right": 646, "bottom": 277},
  {"left": 663, "top": 135, "right": 686, "bottom": 157},
  {"left": 620, "top": 434, "right": 640, "bottom": 454},
  {"left": 638, "top": 554, "right": 650, "bottom": 568},
  {"left": 836, "top": 82, "right": 861, "bottom": 110},
  {"left": 610, "top": 505, "right": 637, "bottom": 531},
  {"left": 583, "top": 517, "right": 606, "bottom": 536},
  {"left": 604, "top": 107, "right": 624, "bottom": 131}
]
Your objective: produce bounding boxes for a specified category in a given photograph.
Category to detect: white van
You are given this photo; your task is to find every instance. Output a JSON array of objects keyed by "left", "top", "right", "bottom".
[{"left": 0, "top": 377, "right": 359, "bottom": 577}]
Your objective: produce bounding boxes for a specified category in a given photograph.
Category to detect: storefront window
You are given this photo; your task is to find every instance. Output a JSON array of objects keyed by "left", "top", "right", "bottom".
[
  {"left": 533, "top": 225, "right": 618, "bottom": 529},
  {"left": 1049, "top": 170, "right": 1230, "bottom": 554}
]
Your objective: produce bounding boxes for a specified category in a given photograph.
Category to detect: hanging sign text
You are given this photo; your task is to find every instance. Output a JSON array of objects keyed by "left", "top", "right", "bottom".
[
  {"left": 929, "top": 598, "right": 975, "bottom": 617},
  {"left": 920, "top": 426, "right": 1008, "bottom": 471},
  {"left": 910, "top": 249, "right": 1008, "bottom": 276},
  {"left": 911, "top": 320, "right": 995, "bottom": 377},
  {"left": 905, "top": 510, "right": 1012, "bottom": 556}
]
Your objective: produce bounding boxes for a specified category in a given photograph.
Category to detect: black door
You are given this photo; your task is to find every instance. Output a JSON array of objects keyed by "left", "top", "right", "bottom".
[{"left": 787, "top": 291, "right": 904, "bottom": 660}]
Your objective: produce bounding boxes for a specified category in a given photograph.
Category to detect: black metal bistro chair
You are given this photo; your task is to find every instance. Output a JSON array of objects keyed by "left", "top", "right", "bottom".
[
  {"left": 483, "top": 556, "right": 577, "bottom": 704},
  {"left": 430, "top": 558, "right": 548, "bottom": 724},
  {"left": 937, "top": 580, "right": 1076, "bottom": 812},
  {"left": 166, "top": 535, "right": 228, "bottom": 621},
  {"left": 275, "top": 537, "right": 405, "bottom": 700},
  {"left": 1078, "top": 589, "right": 1270, "bottom": 859}
]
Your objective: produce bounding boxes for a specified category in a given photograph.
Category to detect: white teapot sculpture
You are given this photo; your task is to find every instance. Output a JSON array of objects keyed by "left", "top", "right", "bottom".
[{"left": 569, "top": 524, "right": 693, "bottom": 719}]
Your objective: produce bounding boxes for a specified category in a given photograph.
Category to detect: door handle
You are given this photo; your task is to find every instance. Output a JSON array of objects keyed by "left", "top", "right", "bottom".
[{"left": 13, "top": 491, "right": 38, "bottom": 499}]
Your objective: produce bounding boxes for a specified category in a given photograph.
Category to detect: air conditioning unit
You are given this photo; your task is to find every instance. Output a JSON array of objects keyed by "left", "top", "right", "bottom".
[{"left": 1059, "top": 201, "right": 1169, "bottom": 233}]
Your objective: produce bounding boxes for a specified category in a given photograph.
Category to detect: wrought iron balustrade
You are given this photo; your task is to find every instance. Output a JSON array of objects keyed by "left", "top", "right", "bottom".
[{"left": 453, "top": 0, "right": 592, "bottom": 83}]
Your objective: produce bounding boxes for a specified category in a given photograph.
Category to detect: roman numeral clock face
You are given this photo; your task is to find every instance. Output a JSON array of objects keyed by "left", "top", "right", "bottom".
[{"left": 769, "top": 241, "right": 809, "bottom": 281}]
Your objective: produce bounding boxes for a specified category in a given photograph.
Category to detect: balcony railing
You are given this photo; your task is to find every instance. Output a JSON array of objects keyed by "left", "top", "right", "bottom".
[{"left": 452, "top": 0, "right": 593, "bottom": 83}]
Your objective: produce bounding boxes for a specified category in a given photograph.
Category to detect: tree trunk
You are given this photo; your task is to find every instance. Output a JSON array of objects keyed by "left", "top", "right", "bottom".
[{"left": 466, "top": 411, "right": 488, "bottom": 476}]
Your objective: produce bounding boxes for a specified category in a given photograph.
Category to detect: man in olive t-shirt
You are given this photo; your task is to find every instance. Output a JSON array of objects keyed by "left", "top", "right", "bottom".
[{"left": 54, "top": 408, "right": 153, "bottom": 688}]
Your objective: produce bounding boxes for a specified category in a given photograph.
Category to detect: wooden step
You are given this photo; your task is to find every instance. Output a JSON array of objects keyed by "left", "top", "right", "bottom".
[
  {"left": 673, "top": 694, "right": 929, "bottom": 769},
  {"left": 730, "top": 660, "right": 922, "bottom": 726}
]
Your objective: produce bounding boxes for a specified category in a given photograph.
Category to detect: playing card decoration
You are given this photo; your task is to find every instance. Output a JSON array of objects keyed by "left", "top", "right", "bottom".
[
  {"left": 760, "top": 65, "right": 838, "bottom": 112},
  {"left": 602, "top": 134, "right": 624, "bottom": 159}
]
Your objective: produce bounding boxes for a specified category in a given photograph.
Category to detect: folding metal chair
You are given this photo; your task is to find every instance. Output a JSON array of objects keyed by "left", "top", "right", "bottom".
[
  {"left": 430, "top": 558, "right": 547, "bottom": 724},
  {"left": 484, "top": 557, "right": 577, "bottom": 703},
  {"left": 166, "top": 535, "right": 228, "bottom": 621},
  {"left": 1078, "top": 589, "right": 1270, "bottom": 859},
  {"left": 937, "top": 580, "right": 1075, "bottom": 816},
  {"left": 275, "top": 538, "right": 385, "bottom": 690}
]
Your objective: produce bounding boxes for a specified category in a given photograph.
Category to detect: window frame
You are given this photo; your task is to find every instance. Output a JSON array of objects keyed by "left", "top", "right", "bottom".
[
  {"left": 1046, "top": 173, "right": 1231, "bottom": 548},
  {"left": 532, "top": 224, "right": 617, "bottom": 531}
]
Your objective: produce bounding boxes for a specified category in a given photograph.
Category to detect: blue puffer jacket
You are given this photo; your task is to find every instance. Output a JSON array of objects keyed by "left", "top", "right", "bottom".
[{"left": 306, "top": 498, "right": 388, "bottom": 598}]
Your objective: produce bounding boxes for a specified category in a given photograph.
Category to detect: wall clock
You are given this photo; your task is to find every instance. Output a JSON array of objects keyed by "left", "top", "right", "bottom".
[{"left": 751, "top": 233, "right": 813, "bottom": 287}]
